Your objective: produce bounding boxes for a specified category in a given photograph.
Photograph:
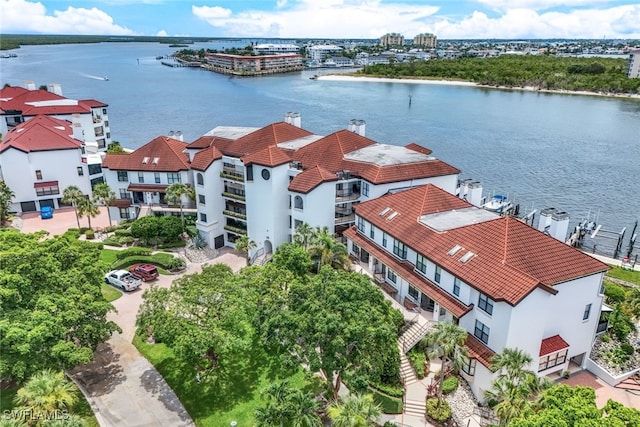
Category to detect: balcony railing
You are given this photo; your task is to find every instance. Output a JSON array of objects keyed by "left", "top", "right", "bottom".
[
  {"left": 220, "top": 171, "right": 245, "bottom": 182},
  {"left": 222, "top": 191, "right": 246, "bottom": 201},
  {"left": 223, "top": 210, "right": 247, "bottom": 220},
  {"left": 335, "top": 214, "right": 355, "bottom": 225},
  {"left": 335, "top": 191, "right": 360, "bottom": 203},
  {"left": 224, "top": 225, "right": 248, "bottom": 235}
]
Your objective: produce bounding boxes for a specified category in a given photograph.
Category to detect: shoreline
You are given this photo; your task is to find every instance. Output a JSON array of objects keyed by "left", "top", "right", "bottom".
[{"left": 316, "top": 74, "right": 640, "bottom": 100}]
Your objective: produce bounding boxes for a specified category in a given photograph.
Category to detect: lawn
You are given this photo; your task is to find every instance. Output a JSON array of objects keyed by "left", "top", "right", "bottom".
[
  {"left": 101, "top": 283, "right": 122, "bottom": 302},
  {"left": 606, "top": 266, "right": 640, "bottom": 285},
  {"left": 99, "top": 248, "right": 119, "bottom": 266},
  {"left": 134, "top": 335, "right": 315, "bottom": 426}
]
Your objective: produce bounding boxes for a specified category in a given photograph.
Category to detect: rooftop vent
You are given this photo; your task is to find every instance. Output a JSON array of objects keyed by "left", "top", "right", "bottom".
[
  {"left": 447, "top": 244, "right": 462, "bottom": 256},
  {"left": 387, "top": 211, "right": 399, "bottom": 221},
  {"left": 142, "top": 157, "right": 149, "bottom": 164},
  {"left": 379, "top": 207, "right": 391, "bottom": 216},
  {"left": 459, "top": 251, "right": 475, "bottom": 263}
]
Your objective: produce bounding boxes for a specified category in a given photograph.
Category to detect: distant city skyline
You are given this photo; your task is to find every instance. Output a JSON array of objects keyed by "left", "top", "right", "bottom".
[{"left": 1, "top": 0, "right": 639, "bottom": 40}]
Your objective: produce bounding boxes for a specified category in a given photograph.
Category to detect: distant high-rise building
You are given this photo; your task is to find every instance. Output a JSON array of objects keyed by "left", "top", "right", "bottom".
[
  {"left": 379, "top": 33, "right": 404, "bottom": 48},
  {"left": 628, "top": 49, "right": 640, "bottom": 78},
  {"left": 413, "top": 33, "right": 437, "bottom": 48}
]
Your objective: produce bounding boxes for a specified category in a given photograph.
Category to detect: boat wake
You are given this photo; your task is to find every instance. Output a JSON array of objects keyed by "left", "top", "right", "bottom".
[{"left": 80, "top": 73, "right": 109, "bottom": 81}]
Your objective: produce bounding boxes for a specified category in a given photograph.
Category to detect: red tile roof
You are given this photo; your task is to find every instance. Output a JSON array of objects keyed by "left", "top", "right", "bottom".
[
  {"left": 292, "top": 129, "right": 376, "bottom": 172},
  {"left": 0, "top": 88, "right": 106, "bottom": 116},
  {"left": 466, "top": 333, "right": 495, "bottom": 368},
  {"left": 102, "top": 136, "right": 190, "bottom": 172},
  {"left": 352, "top": 184, "right": 608, "bottom": 305},
  {"left": 539, "top": 334, "right": 570, "bottom": 356},
  {"left": 186, "top": 136, "right": 233, "bottom": 150},
  {"left": 223, "top": 122, "right": 313, "bottom": 158},
  {"left": 242, "top": 145, "right": 292, "bottom": 167},
  {"left": 191, "top": 145, "right": 224, "bottom": 171},
  {"left": 355, "top": 159, "right": 460, "bottom": 185},
  {"left": 0, "top": 115, "right": 81, "bottom": 153},
  {"left": 405, "top": 143, "right": 433, "bottom": 155},
  {"left": 288, "top": 165, "right": 338, "bottom": 193}
]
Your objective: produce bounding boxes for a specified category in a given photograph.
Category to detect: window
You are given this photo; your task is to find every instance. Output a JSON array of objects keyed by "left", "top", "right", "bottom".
[
  {"left": 583, "top": 303, "right": 592, "bottom": 321},
  {"left": 167, "top": 173, "right": 181, "bottom": 184},
  {"left": 198, "top": 194, "right": 205, "bottom": 205},
  {"left": 138, "top": 172, "right": 144, "bottom": 183},
  {"left": 117, "top": 171, "right": 128, "bottom": 182},
  {"left": 102, "top": 108, "right": 107, "bottom": 115},
  {"left": 35, "top": 170, "right": 42, "bottom": 180},
  {"left": 246, "top": 165, "right": 254, "bottom": 181},
  {"left": 88, "top": 164, "right": 102, "bottom": 175},
  {"left": 453, "top": 277, "right": 461, "bottom": 297},
  {"left": 434, "top": 265, "right": 442, "bottom": 283},
  {"left": 369, "top": 225, "right": 375, "bottom": 239},
  {"left": 387, "top": 269, "right": 397, "bottom": 284},
  {"left": 478, "top": 293, "right": 494, "bottom": 315},
  {"left": 119, "top": 208, "right": 129, "bottom": 219},
  {"left": 474, "top": 320, "right": 490, "bottom": 344},
  {"left": 200, "top": 213, "right": 207, "bottom": 222},
  {"left": 154, "top": 173, "right": 161, "bottom": 184},
  {"left": 77, "top": 166, "right": 84, "bottom": 176},
  {"left": 416, "top": 254, "right": 427, "bottom": 274},
  {"left": 119, "top": 189, "right": 128, "bottom": 199},
  {"left": 35, "top": 184, "right": 59, "bottom": 196},
  {"left": 393, "top": 240, "right": 407, "bottom": 259},
  {"left": 461, "top": 356, "right": 477, "bottom": 376},
  {"left": 105, "top": 121, "right": 109, "bottom": 128},
  {"left": 538, "top": 349, "right": 568, "bottom": 372},
  {"left": 382, "top": 232, "right": 387, "bottom": 247},
  {"left": 294, "top": 195, "right": 304, "bottom": 210},
  {"left": 362, "top": 181, "right": 370, "bottom": 197},
  {"left": 408, "top": 285, "right": 419, "bottom": 300},
  {"left": 197, "top": 173, "right": 204, "bottom": 186},
  {"left": 357, "top": 217, "right": 365, "bottom": 232}
]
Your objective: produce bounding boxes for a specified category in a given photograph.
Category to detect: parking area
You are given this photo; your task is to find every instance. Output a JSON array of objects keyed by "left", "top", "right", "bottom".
[{"left": 15, "top": 206, "right": 113, "bottom": 235}]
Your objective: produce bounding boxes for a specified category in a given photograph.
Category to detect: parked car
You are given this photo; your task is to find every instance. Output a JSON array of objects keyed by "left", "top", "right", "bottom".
[
  {"left": 128, "top": 263, "right": 159, "bottom": 281},
  {"left": 104, "top": 270, "right": 142, "bottom": 292}
]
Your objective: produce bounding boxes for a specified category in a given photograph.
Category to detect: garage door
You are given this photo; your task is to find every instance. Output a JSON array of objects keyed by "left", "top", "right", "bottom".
[
  {"left": 214, "top": 234, "right": 225, "bottom": 249},
  {"left": 39, "top": 199, "right": 55, "bottom": 210},
  {"left": 20, "top": 201, "right": 37, "bottom": 212}
]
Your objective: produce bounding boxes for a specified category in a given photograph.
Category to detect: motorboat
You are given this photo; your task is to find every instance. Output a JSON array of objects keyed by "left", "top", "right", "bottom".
[{"left": 482, "top": 194, "right": 514, "bottom": 213}]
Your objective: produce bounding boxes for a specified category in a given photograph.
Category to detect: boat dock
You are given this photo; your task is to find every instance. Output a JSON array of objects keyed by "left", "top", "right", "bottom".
[{"left": 161, "top": 59, "right": 201, "bottom": 68}]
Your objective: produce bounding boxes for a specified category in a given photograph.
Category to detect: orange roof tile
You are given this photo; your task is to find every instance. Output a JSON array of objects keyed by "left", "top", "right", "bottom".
[
  {"left": 0, "top": 115, "right": 81, "bottom": 153},
  {"left": 102, "top": 136, "right": 190, "bottom": 172},
  {"left": 186, "top": 135, "right": 233, "bottom": 150},
  {"left": 352, "top": 184, "right": 608, "bottom": 305},
  {"left": 466, "top": 333, "right": 495, "bottom": 368},
  {"left": 539, "top": 334, "right": 569, "bottom": 356},
  {"left": 292, "top": 129, "right": 376, "bottom": 172},
  {"left": 288, "top": 165, "right": 338, "bottom": 194},
  {"left": 405, "top": 143, "right": 433, "bottom": 155},
  {"left": 0, "top": 88, "right": 106, "bottom": 116},
  {"left": 223, "top": 122, "right": 313, "bottom": 157},
  {"left": 242, "top": 145, "right": 291, "bottom": 167},
  {"left": 191, "top": 145, "right": 224, "bottom": 171}
]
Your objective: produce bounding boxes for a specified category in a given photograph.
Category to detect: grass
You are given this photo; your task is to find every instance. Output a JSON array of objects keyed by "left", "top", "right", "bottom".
[
  {"left": 99, "top": 248, "right": 119, "bottom": 266},
  {"left": 101, "top": 283, "right": 122, "bottom": 302},
  {"left": 606, "top": 266, "right": 640, "bottom": 285},
  {"left": 134, "top": 335, "right": 314, "bottom": 426}
]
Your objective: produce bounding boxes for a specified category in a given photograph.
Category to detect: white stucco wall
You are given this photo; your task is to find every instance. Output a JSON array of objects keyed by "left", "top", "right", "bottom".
[{"left": 194, "top": 161, "right": 225, "bottom": 249}]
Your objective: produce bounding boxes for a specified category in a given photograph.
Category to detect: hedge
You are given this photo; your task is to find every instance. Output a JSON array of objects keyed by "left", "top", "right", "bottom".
[
  {"left": 370, "top": 383, "right": 403, "bottom": 398},
  {"left": 426, "top": 398, "right": 451, "bottom": 423},
  {"left": 370, "top": 388, "right": 402, "bottom": 414},
  {"left": 111, "top": 253, "right": 185, "bottom": 271},
  {"left": 442, "top": 376, "right": 458, "bottom": 395},
  {"left": 114, "top": 247, "right": 153, "bottom": 260},
  {"left": 157, "top": 240, "right": 187, "bottom": 249}
]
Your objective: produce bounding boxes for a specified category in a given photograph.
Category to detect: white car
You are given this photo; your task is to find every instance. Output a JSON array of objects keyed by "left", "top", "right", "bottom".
[{"left": 104, "top": 269, "right": 142, "bottom": 292}]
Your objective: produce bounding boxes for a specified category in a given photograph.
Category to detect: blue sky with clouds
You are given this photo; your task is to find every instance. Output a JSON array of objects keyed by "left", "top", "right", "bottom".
[{"left": 1, "top": 0, "right": 639, "bottom": 39}]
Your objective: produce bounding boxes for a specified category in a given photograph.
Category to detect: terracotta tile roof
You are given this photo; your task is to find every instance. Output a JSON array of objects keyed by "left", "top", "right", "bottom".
[
  {"left": 80, "top": 99, "right": 107, "bottom": 108},
  {"left": 223, "top": 122, "right": 313, "bottom": 157},
  {"left": 405, "top": 143, "right": 432, "bottom": 155},
  {"left": 288, "top": 165, "right": 338, "bottom": 193},
  {"left": 539, "top": 334, "right": 569, "bottom": 356},
  {"left": 0, "top": 88, "right": 105, "bottom": 116},
  {"left": 0, "top": 115, "right": 81, "bottom": 153},
  {"left": 343, "top": 227, "right": 472, "bottom": 318},
  {"left": 191, "top": 145, "right": 224, "bottom": 171},
  {"left": 292, "top": 129, "right": 376, "bottom": 172},
  {"left": 355, "top": 159, "right": 460, "bottom": 185},
  {"left": 102, "top": 136, "right": 190, "bottom": 172},
  {"left": 465, "top": 333, "right": 495, "bottom": 368},
  {"left": 242, "top": 145, "right": 292, "bottom": 167},
  {"left": 353, "top": 184, "right": 608, "bottom": 305},
  {"left": 186, "top": 136, "right": 233, "bottom": 150}
]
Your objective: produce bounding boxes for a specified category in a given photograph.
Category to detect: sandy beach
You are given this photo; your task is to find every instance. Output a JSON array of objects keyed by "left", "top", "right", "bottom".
[{"left": 317, "top": 74, "right": 640, "bottom": 100}]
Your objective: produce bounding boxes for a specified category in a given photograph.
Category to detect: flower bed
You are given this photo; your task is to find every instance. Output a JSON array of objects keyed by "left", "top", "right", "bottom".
[{"left": 590, "top": 329, "right": 640, "bottom": 376}]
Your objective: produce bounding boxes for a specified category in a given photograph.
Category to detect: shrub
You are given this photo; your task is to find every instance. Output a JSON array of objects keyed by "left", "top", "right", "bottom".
[
  {"left": 62, "top": 229, "right": 81, "bottom": 241},
  {"left": 115, "top": 247, "right": 153, "bottom": 260},
  {"left": 604, "top": 283, "right": 627, "bottom": 305},
  {"left": 79, "top": 227, "right": 90, "bottom": 234},
  {"left": 158, "top": 240, "right": 187, "bottom": 249},
  {"left": 426, "top": 398, "right": 451, "bottom": 423},
  {"left": 370, "top": 389, "right": 402, "bottom": 414},
  {"left": 102, "top": 237, "right": 123, "bottom": 247},
  {"left": 85, "top": 229, "right": 95, "bottom": 240},
  {"left": 370, "top": 383, "right": 403, "bottom": 398},
  {"left": 408, "top": 347, "right": 427, "bottom": 378},
  {"left": 601, "top": 334, "right": 611, "bottom": 343},
  {"left": 442, "top": 376, "right": 459, "bottom": 395},
  {"left": 609, "top": 306, "right": 636, "bottom": 341},
  {"left": 114, "top": 228, "right": 133, "bottom": 237},
  {"left": 620, "top": 342, "right": 635, "bottom": 356}
]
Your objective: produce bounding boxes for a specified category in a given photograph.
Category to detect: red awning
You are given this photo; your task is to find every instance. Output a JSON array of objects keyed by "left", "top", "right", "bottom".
[
  {"left": 34, "top": 181, "right": 58, "bottom": 188},
  {"left": 127, "top": 184, "right": 168, "bottom": 192},
  {"left": 539, "top": 335, "right": 569, "bottom": 356}
]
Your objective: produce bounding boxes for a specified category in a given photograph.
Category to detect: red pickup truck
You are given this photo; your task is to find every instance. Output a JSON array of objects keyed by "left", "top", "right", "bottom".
[{"left": 128, "top": 263, "right": 159, "bottom": 281}]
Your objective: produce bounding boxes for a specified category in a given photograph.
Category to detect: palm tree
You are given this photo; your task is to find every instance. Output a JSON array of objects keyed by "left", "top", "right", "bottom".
[
  {"left": 327, "top": 393, "right": 381, "bottom": 427},
  {"left": 0, "top": 179, "right": 15, "bottom": 226},
  {"left": 165, "top": 182, "right": 195, "bottom": 228},
  {"left": 77, "top": 197, "right": 100, "bottom": 230},
  {"left": 308, "top": 227, "right": 350, "bottom": 272},
  {"left": 92, "top": 182, "right": 115, "bottom": 227},
  {"left": 425, "top": 321, "right": 468, "bottom": 403},
  {"left": 626, "top": 287, "right": 640, "bottom": 319},
  {"left": 234, "top": 235, "right": 256, "bottom": 265},
  {"left": 289, "top": 390, "right": 322, "bottom": 427},
  {"left": 13, "top": 370, "right": 78, "bottom": 415},
  {"left": 61, "top": 185, "right": 85, "bottom": 229},
  {"left": 293, "top": 222, "right": 317, "bottom": 249}
]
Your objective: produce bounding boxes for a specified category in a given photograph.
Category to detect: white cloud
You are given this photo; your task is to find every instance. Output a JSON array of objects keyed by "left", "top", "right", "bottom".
[
  {"left": 192, "top": 5, "right": 232, "bottom": 20},
  {"left": 156, "top": 29, "right": 168, "bottom": 37},
  {"left": 476, "top": 0, "right": 610, "bottom": 11},
  {"left": 276, "top": 0, "right": 288, "bottom": 8},
  {"left": 0, "top": 0, "right": 137, "bottom": 35}
]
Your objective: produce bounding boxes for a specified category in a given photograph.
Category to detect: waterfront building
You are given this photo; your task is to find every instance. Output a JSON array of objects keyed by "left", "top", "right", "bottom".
[
  {"left": 343, "top": 184, "right": 609, "bottom": 402},
  {"left": 0, "top": 82, "right": 112, "bottom": 151},
  {"left": 628, "top": 49, "right": 640, "bottom": 78},
  {"left": 307, "top": 44, "right": 343, "bottom": 62},
  {"left": 252, "top": 43, "right": 300, "bottom": 55},
  {"left": 412, "top": 33, "right": 437, "bottom": 48},
  {"left": 0, "top": 115, "right": 99, "bottom": 213},
  {"left": 323, "top": 56, "right": 355, "bottom": 67},
  {"left": 203, "top": 53, "right": 303, "bottom": 76},
  {"left": 380, "top": 33, "right": 405, "bottom": 48}
]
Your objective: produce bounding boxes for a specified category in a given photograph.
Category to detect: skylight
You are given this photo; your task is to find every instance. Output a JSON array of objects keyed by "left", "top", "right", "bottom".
[
  {"left": 142, "top": 157, "right": 149, "bottom": 164},
  {"left": 447, "top": 245, "right": 462, "bottom": 256},
  {"left": 379, "top": 207, "right": 391, "bottom": 216},
  {"left": 459, "top": 251, "right": 475, "bottom": 263},
  {"left": 387, "top": 211, "right": 399, "bottom": 221},
  {"left": 152, "top": 157, "right": 159, "bottom": 164}
]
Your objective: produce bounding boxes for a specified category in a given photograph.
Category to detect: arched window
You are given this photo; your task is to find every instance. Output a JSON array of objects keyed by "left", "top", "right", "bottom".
[
  {"left": 196, "top": 173, "right": 204, "bottom": 186},
  {"left": 294, "top": 195, "right": 304, "bottom": 210}
]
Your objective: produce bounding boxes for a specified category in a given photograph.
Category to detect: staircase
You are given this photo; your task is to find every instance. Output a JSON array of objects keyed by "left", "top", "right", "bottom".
[
  {"left": 616, "top": 373, "right": 640, "bottom": 395},
  {"left": 397, "top": 318, "right": 433, "bottom": 420},
  {"left": 404, "top": 398, "right": 427, "bottom": 418},
  {"left": 400, "top": 351, "right": 419, "bottom": 386},
  {"left": 400, "top": 320, "right": 433, "bottom": 354}
]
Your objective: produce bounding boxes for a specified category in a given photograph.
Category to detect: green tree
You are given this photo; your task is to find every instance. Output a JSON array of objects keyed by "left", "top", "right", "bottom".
[
  {"left": 61, "top": 186, "right": 85, "bottom": 229},
  {"left": 327, "top": 393, "right": 381, "bottom": 427},
  {"left": 0, "top": 230, "right": 120, "bottom": 381},
  {"left": 92, "top": 182, "right": 115, "bottom": 227},
  {"left": 0, "top": 179, "right": 15, "bottom": 226},
  {"left": 268, "top": 267, "right": 402, "bottom": 397},
  {"left": 14, "top": 370, "right": 78, "bottom": 418},
  {"left": 106, "top": 141, "right": 126, "bottom": 154},
  {"left": 425, "top": 322, "right": 468, "bottom": 404},
  {"left": 307, "top": 227, "right": 350, "bottom": 272},
  {"left": 136, "top": 264, "right": 253, "bottom": 375},
  {"left": 625, "top": 287, "right": 640, "bottom": 319},
  {"left": 76, "top": 197, "right": 100, "bottom": 230},
  {"left": 234, "top": 235, "right": 256, "bottom": 265},
  {"left": 165, "top": 182, "right": 195, "bottom": 228},
  {"left": 254, "top": 380, "right": 321, "bottom": 427},
  {"left": 271, "top": 242, "right": 313, "bottom": 278},
  {"left": 293, "top": 222, "right": 316, "bottom": 249}
]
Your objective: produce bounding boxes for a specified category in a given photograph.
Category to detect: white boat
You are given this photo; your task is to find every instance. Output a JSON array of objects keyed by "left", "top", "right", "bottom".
[
  {"left": 103, "top": 76, "right": 109, "bottom": 81},
  {"left": 482, "top": 194, "right": 514, "bottom": 213}
]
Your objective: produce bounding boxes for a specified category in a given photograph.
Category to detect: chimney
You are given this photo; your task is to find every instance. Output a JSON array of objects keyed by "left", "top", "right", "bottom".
[
  {"left": 467, "top": 181, "right": 483, "bottom": 207},
  {"left": 175, "top": 131, "right": 183, "bottom": 142},
  {"left": 48, "top": 83, "right": 63, "bottom": 95},
  {"left": 24, "top": 80, "right": 36, "bottom": 90},
  {"left": 549, "top": 211, "right": 570, "bottom": 242},
  {"left": 348, "top": 119, "right": 366, "bottom": 136},
  {"left": 458, "top": 178, "right": 472, "bottom": 200},
  {"left": 537, "top": 207, "right": 556, "bottom": 233},
  {"left": 284, "top": 112, "right": 301, "bottom": 127}
]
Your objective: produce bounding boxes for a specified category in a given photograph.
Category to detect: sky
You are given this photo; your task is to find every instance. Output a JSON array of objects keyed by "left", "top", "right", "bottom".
[{"left": 1, "top": 0, "right": 639, "bottom": 40}]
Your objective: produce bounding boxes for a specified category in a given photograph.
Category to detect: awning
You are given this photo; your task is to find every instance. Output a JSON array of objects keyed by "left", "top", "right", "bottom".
[
  {"left": 34, "top": 180, "right": 58, "bottom": 188},
  {"left": 127, "top": 184, "right": 168, "bottom": 192},
  {"left": 539, "top": 334, "right": 569, "bottom": 356},
  {"left": 110, "top": 199, "right": 132, "bottom": 208}
]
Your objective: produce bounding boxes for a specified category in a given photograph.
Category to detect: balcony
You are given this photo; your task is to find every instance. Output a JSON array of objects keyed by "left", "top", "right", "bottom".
[
  {"left": 220, "top": 169, "right": 245, "bottom": 182},
  {"left": 335, "top": 189, "right": 360, "bottom": 203},
  {"left": 92, "top": 116, "right": 102, "bottom": 123},
  {"left": 222, "top": 190, "right": 246, "bottom": 202},
  {"left": 335, "top": 214, "right": 355, "bottom": 225},
  {"left": 223, "top": 210, "right": 247, "bottom": 221},
  {"left": 224, "top": 224, "right": 247, "bottom": 236}
]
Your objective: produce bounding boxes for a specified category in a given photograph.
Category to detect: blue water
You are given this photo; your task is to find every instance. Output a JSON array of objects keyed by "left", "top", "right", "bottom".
[{"left": 2, "top": 42, "right": 639, "bottom": 253}]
